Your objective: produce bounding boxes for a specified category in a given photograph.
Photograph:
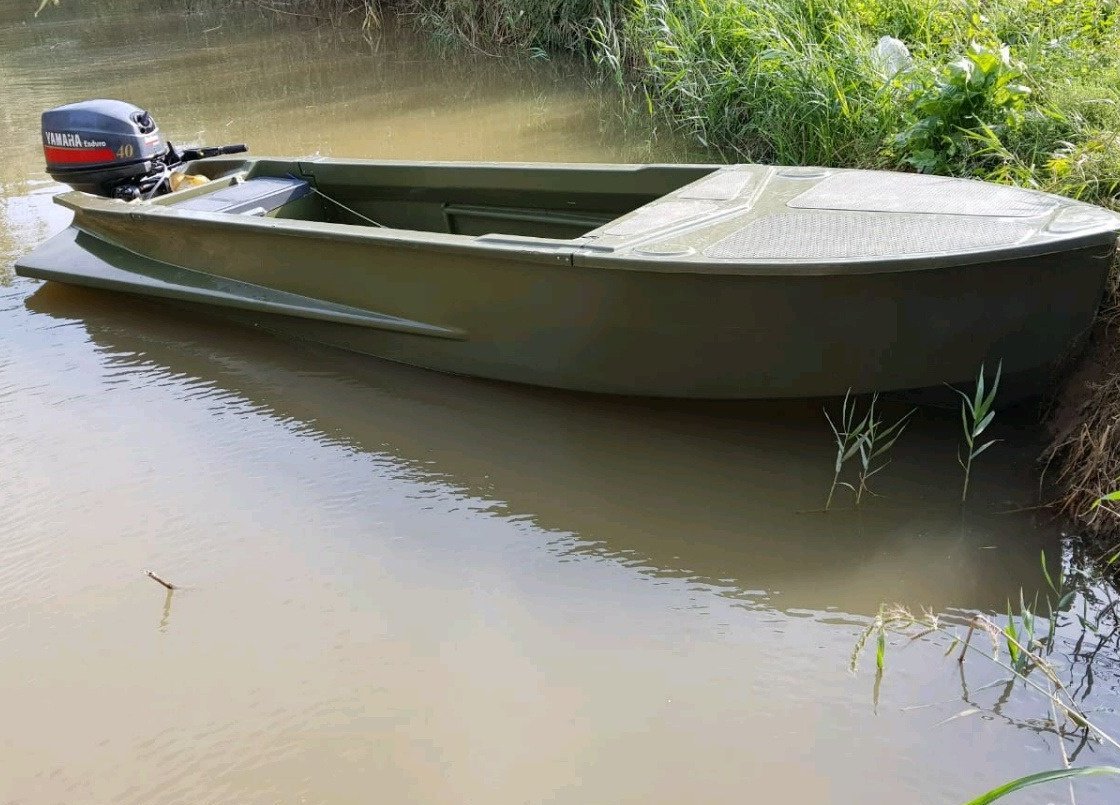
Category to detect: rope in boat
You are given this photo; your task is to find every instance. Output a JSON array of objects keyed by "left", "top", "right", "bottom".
[
  {"left": 306, "top": 185, "right": 386, "bottom": 228},
  {"left": 287, "top": 174, "right": 385, "bottom": 228}
]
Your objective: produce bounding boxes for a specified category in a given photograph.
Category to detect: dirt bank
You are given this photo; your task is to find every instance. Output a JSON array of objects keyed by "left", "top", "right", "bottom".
[{"left": 1045, "top": 259, "right": 1120, "bottom": 548}]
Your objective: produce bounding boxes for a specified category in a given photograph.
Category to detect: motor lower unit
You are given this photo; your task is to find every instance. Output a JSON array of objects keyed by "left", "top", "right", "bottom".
[{"left": 41, "top": 99, "right": 247, "bottom": 199}]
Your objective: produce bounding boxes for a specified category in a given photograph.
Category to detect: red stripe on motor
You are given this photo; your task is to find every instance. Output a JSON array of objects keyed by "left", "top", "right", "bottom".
[{"left": 43, "top": 145, "right": 117, "bottom": 165}]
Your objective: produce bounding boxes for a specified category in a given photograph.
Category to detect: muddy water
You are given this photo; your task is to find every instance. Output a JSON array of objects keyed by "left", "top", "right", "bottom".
[{"left": 0, "top": 7, "right": 1113, "bottom": 805}]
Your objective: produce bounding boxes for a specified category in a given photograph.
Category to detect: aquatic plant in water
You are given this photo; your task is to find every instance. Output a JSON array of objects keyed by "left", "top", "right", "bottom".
[
  {"left": 853, "top": 579, "right": 1120, "bottom": 803},
  {"left": 824, "top": 390, "right": 869, "bottom": 510},
  {"left": 854, "top": 548, "right": 1120, "bottom": 802},
  {"left": 854, "top": 396, "right": 914, "bottom": 505},
  {"left": 952, "top": 361, "right": 1002, "bottom": 504},
  {"left": 823, "top": 391, "right": 913, "bottom": 509}
]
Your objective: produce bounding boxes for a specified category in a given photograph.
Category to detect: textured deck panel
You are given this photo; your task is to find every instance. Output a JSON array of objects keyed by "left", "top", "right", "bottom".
[
  {"left": 678, "top": 169, "right": 759, "bottom": 201},
  {"left": 603, "top": 199, "right": 719, "bottom": 236},
  {"left": 704, "top": 211, "right": 1036, "bottom": 261},
  {"left": 788, "top": 172, "right": 1056, "bottom": 217}
]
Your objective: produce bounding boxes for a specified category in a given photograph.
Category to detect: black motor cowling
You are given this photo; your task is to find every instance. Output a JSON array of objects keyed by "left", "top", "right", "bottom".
[
  {"left": 42, "top": 100, "right": 168, "bottom": 197},
  {"left": 42, "top": 99, "right": 248, "bottom": 199}
]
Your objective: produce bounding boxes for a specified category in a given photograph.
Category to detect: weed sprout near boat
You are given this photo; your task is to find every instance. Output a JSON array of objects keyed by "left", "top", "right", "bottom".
[
  {"left": 823, "top": 391, "right": 913, "bottom": 509},
  {"left": 952, "top": 361, "right": 1003, "bottom": 504}
]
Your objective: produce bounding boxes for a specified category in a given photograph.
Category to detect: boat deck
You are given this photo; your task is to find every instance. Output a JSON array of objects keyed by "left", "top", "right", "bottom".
[
  {"left": 576, "top": 165, "right": 1119, "bottom": 270},
  {"left": 145, "top": 158, "right": 1120, "bottom": 274}
]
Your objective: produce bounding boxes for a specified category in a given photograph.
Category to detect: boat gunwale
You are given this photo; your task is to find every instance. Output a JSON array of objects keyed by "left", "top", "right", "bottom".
[{"left": 53, "top": 156, "right": 1120, "bottom": 278}]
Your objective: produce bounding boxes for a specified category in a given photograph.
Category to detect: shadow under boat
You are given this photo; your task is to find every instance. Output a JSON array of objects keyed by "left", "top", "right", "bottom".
[{"left": 25, "top": 282, "right": 1059, "bottom": 616}]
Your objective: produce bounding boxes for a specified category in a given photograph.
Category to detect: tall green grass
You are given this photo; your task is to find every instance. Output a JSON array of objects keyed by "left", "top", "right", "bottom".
[
  {"left": 615, "top": 0, "right": 1120, "bottom": 205},
  {"left": 381, "top": 0, "right": 616, "bottom": 55}
]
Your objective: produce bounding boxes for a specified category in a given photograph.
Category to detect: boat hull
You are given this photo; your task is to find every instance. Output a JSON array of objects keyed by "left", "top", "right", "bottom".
[{"left": 17, "top": 221, "right": 1112, "bottom": 399}]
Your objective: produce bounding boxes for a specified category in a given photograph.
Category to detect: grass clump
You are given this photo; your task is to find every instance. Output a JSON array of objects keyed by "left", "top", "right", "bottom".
[
  {"left": 344, "top": 0, "right": 620, "bottom": 56},
  {"left": 619, "top": 0, "right": 902, "bottom": 166}
]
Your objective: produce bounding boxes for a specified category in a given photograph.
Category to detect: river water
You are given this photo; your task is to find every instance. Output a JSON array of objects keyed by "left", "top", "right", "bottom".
[{"left": 0, "top": 6, "right": 1114, "bottom": 804}]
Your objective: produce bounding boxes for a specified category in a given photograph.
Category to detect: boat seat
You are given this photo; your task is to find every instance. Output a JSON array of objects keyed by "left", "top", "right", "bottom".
[{"left": 171, "top": 176, "right": 311, "bottom": 215}]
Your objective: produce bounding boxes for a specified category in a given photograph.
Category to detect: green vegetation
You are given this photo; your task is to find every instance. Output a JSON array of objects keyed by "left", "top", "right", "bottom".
[
  {"left": 823, "top": 391, "right": 912, "bottom": 509},
  {"left": 614, "top": 0, "right": 1120, "bottom": 206},
  {"left": 952, "top": 361, "right": 1002, "bottom": 503},
  {"left": 824, "top": 390, "right": 867, "bottom": 510},
  {"left": 964, "top": 767, "right": 1120, "bottom": 805},
  {"left": 390, "top": 0, "right": 605, "bottom": 55}
]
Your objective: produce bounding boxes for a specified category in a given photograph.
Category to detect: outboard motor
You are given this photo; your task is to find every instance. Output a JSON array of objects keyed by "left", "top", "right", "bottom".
[{"left": 42, "top": 99, "right": 247, "bottom": 200}]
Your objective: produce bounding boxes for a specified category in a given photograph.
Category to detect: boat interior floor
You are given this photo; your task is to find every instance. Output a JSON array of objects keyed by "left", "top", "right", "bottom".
[{"left": 165, "top": 160, "right": 719, "bottom": 241}]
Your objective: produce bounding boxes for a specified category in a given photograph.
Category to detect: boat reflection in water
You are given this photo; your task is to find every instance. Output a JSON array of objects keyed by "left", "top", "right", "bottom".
[{"left": 25, "top": 282, "right": 1055, "bottom": 616}]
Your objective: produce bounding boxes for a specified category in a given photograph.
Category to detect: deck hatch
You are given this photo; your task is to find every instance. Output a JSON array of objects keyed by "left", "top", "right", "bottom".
[
  {"left": 788, "top": 171, "right": 1057, "bottom": 218},
  {"left": 603, "top": 199, "right": 718, "bottom": 237},
  {"left": 677, "top": 170, "right": 758, "bottom": 201},
  {"left": 704, "top": 211, "right": 1036, "bottom": 261}
]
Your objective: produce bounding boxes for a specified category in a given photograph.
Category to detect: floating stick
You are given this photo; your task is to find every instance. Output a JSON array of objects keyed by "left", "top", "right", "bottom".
[{"left": 144, "top": 570, "right": 176, "bottom": 591}]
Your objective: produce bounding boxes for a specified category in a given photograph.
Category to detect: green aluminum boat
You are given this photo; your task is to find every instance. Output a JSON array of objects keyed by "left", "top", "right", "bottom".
[{"left": 16, "top": 100, "right": 1120, "bottom": 399}]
